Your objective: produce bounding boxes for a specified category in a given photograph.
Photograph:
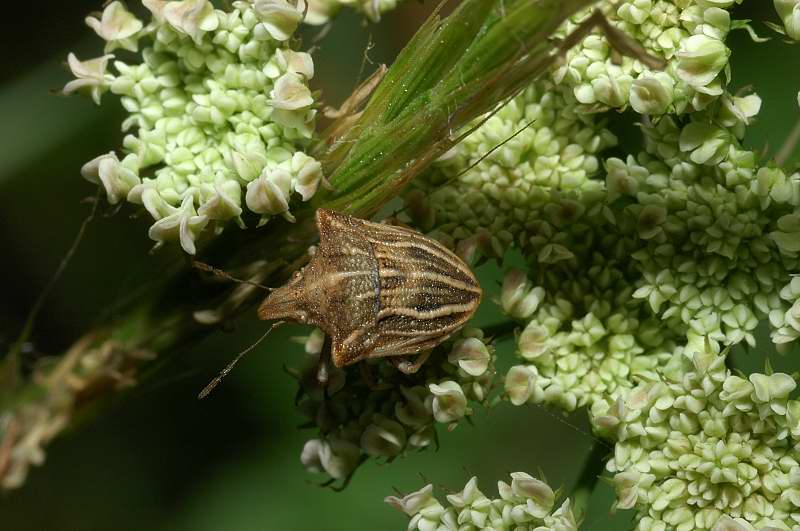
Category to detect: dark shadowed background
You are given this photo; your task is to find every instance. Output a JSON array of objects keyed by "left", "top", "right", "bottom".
[{"left": 1, "top": 2, "right": 798, "bottom": 530}]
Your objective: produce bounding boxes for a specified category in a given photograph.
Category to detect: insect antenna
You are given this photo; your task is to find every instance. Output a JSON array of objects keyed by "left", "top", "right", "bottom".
[
  {"left": 191, "top": 260, "right": 274, "bottom": 292},
  {"left": 11, "top": 189, "right": 100, "bottom": 363},
  {"left": 197, "top": 320, "right": 285, "bottom": 399}
]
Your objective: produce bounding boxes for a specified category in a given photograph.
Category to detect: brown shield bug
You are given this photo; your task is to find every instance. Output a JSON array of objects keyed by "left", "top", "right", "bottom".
[{"left": 199, "top": 209, "right": 481, "bottom": 398}]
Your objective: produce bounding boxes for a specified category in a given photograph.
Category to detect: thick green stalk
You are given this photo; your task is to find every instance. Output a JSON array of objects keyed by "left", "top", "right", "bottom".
[{"left": 571, "top": 440, "right": 611, "bottom": 523}]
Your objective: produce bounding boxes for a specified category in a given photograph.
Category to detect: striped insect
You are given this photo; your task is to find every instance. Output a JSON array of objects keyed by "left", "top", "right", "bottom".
[
  {"left": 259, "top": 209, "right": 482, "bottom": 371},
  {"left": 198, "top": 208, "right": 481, "bottom": 398}
]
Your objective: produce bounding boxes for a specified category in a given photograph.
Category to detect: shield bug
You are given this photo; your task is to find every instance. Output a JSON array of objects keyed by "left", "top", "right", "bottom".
[
  {"left": 199, "top": 209, "right": 481, "bottom": 398},
  {"left": 259, "top": 208, "right": 482, "bottom": 366}
]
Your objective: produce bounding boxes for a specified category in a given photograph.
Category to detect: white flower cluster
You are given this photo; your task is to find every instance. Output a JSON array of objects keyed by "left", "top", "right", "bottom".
[
  {"left": 406, "top": 0, "right": 800, "bottom": 424},
  {"left": 555, "top": 0, "right": 745, "bottom": 115},
  {"left": 501, "top": 267, "right": 678, "bottom": 413},
  {"left": 63, "top": 1, "right": 321, "bottom": 253},
  {"left": 619, "top": 113, "right": 800, "bottom": 351},
  {"left": 594, "top": 348, "right": 800, "bottom": 531},
  {"left": 295, "top": 329, "right": 495, "bottom": 482},
  {"left": 386, "top": 473, "right": 576, "bottom": 531},
  {"left": 303, "top": 0, "right": 400, "bottom": 24}
]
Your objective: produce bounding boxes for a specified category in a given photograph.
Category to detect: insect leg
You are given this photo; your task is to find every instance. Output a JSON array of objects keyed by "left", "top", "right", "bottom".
[
  {"left": 316, "top": 335, "right": 333, "bottom": 385},
  {"left": 390, "top": 349, "right": 432, "bottom": 375}
]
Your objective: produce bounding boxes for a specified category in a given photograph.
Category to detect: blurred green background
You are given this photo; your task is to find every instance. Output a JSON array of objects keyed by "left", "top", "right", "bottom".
[{"left": 1, "top": 2, "right": 798, "bottom": 530}]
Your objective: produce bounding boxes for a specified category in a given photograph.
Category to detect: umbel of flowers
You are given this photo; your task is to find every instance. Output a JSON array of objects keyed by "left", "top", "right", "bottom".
[
  {"left": 408, "top": 0, "right": 800, "bottom": 417},
  {"left": 386, "top": 473, "right": 577, "bottom": 531},
  {"left": 295, "top": 328, "right": 495, "bottom": 482},
  {"left": 593, "top": 348, "right": 800, "bottom": 531},
  {"left": 63, "top": 0, "right": 321, "bottom": 254}
]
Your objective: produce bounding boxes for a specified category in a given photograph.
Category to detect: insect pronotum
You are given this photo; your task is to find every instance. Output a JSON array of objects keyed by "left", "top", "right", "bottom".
[{"left": 199, "top": 209, "right": 482, "bottom": 398}]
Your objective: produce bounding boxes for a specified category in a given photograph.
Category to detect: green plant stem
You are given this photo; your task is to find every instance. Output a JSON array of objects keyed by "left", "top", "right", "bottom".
[{"left": 571, "top": 439, "right": 610, "bottom": 522}]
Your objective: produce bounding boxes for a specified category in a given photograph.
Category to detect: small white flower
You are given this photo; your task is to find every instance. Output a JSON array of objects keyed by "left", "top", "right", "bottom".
[
  {"left": 303, "top": 328, "right": 325, "bottom": 355},
  {"left": 62, "top": 53, "right": 113, "bottom": 105},
  {"left": 427, "top": 381, "right": 467, "bottom": 423},
  {"left": 676, "top": 34, "right": 730, "bottom": 89},
  {"left": 197, "top": 177, "right": 243, "bottom": 222},
  {"left": 505, "top": 365, "right": 538, "bottom": 406},
  {"left": 290, "top": 152, "right": 324, "bottom": 201},
  {"left": 775, "top": 0, "right": 800, "bottom": 40},
  {"left": 629, "top": 75, "right": 673, "bottom": 115},
  {"left": 395, "top": 386, "right": 433, "bottom": 427},
  {"left": 612, "top": 470, "right": 641, "bottom": 510},
  {"left": 303, "top": 0, "right": 342, "bottom": 26},
  {"left": 275, "top": 48, "right": 315, "bottom": 79},
  {"left": 80, "top": 152, "right": 141, "bottom": 204},
  {"left": 385, "top": 484, "right": 437, "bottom": 516},
  {"left": 447, "top": 338, "right": 490, "bottom": 376},
  {"left": 253, "top": 0, "right": 304, "bottom": 41},
  {"left": 360, "top": 415, "right": 407, "bottom": 458},
  {"left": 271, "top": 73, "right": 314, "bottom": 110},
  {"left": 317, "top": 438, "right": 361, "bottom": 480},
  {"left": 85, "top": 1, "right": 143, "bottom": 52},
  {"left": 128, "top": 180, "right": 173, "bottom": 221},
  {"left": 245, "top": 167, "right": 295, "bottom": 222},
  {"left": 300, "top": 439, "right": 325, "bottom": 473},
  {"left": 148, "top": 193, "right": 209, "bottom": 254},
  {"left": 501, "top": 269, "right": 545, "bottom": 319},
  {"left": 710, "top": 515, "right": 756, "bottom": 531},
  {"left": 142, "top": 0, "right": 167, "bottom": 20},
  {"left": 162, "top": 0, "right": 220, "bottom": 44},
  {"left": 510, "top": 472, "right": 555, "bottom": 518}
]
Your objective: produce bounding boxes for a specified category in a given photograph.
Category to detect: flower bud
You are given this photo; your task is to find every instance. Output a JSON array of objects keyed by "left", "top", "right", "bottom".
[
  {"left": 501, "top": 270, "right": 545, "bottom": 319},
  {"left": 253, "top": 0, "right": 303, "bottom": 41},
  {"left": 447, "top": 338, "right": 490, "bottom": 376},
  {"left": 360, "top": 415, "right": 407, "bottom": 458},
  {"left": 505, "top": 365, "right": 538, "bottom": 406},
  {"left": 427, "top": 381, "right": 467, "bottom": 423},
  {"left": 318, "top": 438, "right": 361, "bottom": 480},
  {"left": 676, "top": 34, "right": 730, "bottom": 89},
  {"left": 775, "top": 0, "right": 800, "bottom": 40}
]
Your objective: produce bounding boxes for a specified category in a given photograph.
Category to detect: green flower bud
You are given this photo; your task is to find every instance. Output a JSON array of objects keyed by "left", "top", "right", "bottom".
[
  {"left": 630, "top": 74, "right": 674, "bottom": 115},
  {"left": 770, "top": 214, "right": 800, "bottom": 254},
  {"left": 678, "top": 122, "right": 732, "bottom": 165},
  {"left": 676, "top": 34, "right": 730, "bottom": 89}
]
